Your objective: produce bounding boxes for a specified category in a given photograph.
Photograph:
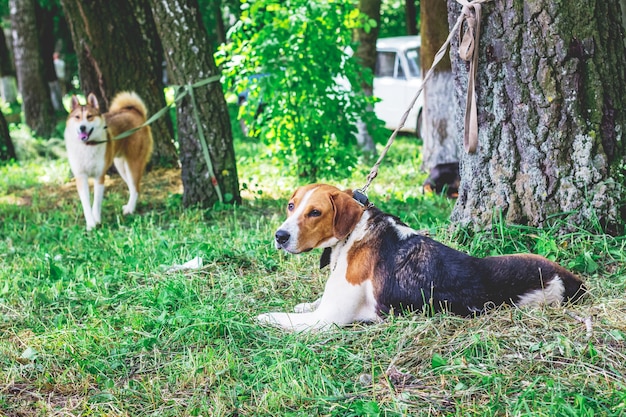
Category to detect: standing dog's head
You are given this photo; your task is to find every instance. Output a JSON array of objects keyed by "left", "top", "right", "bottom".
[
  {"left": 67, "top": 93, "right": 106, "bottom": 143},
  {"left": 274, "top": 184, "right": 365, "bottom": 254}
]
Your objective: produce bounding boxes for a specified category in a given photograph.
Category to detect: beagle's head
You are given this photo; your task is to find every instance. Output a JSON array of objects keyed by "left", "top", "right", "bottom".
[{"left": 274, "top": 184, "right": 364, "bottom": 254}]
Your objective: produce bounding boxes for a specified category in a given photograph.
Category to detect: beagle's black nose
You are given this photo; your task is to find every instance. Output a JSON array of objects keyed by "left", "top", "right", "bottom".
[{"left": 275, "top": 230, "right": 290, "bottom": 245}]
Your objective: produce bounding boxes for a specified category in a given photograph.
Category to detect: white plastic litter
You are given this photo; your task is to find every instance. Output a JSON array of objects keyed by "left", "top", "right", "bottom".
[{"left": 165, "top": 256, "right": 203, "bottom": 273}]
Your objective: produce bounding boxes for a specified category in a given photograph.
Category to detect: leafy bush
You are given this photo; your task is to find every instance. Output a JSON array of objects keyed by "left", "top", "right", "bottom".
[{"left": 219, "top": 0, "right": 383, "bottom": 181}]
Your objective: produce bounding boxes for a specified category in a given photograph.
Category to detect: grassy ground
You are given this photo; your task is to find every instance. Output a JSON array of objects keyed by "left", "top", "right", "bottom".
[{"left": 1, "top": 128, "right": 625, "bottom": 416}]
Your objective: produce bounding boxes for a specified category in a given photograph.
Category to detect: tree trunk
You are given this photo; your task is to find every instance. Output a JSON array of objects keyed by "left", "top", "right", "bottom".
[
  {"left": 447, "top": 0, "right": 626, "bottom": 234},
  {"left": 0, "top": 28, "right": 18, "bottom": 106},
  {"left": 37, "top": 2, "right": 64, "bottom": 113},
  {"left": 212, "top": 0, "right": 227, "bottom": 46},
  {"left": 405, "top": 0, "right": 419, "bottom": 36},
  {"left": 9, "top": 0, "right": 56, "bottom": 137},
  {"left": 60, "top": 0, "right": 179, "bottom": 168},
  {"left": 148, "top": 0, "right": 241, "bottom": 207},
  {"left": 355, "top": 0, "right": 381, "bottom": 155},
  {"left": 420, "top": 0, "right": 460, "bottom": 173},
  {"left": 0, "top": 110, "right": 17, "bottom": 161}
]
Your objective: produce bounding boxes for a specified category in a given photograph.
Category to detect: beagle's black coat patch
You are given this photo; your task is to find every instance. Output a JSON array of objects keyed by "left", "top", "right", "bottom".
[{"left": 324, "top": 205, "right": 586, "bottom": 316}]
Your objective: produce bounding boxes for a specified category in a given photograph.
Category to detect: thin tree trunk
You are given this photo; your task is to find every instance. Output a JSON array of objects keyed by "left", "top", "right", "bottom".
[
  {"left": 60, "top": 0, "right": 179, "bottom": 168},
  {"left": 148, "top": 0, "right": 241, "bottom": 207},
  {"left": 355, "top": 0, "right": 381, "bottom": 156},
  {"left": 10, "top": 0, "right": 56, "bottom": 137},
  {"left": 37, "top": 2, "right": 64, "bottom": 113},
  {"left": 0, "top": 28, "right": 18, "bottom": 106},
  {"left": 405, "top": 0, "right": 419, "bottom": 35},
  {"left": 447, "top": 0, "right": 626, "bottom": 234},
  {"left": 212, "top": 0, "right": 227, "bottom": 46},
  {"left": 420, "top": 0, "right": 459, "bottom": 174},
  {"left": 0, "top": 110, "right": 17, "bottom": 161}
]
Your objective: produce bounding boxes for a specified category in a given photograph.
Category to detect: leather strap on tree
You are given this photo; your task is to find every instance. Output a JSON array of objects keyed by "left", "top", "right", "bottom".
[{"left": 458, "top": 0, "right": 482, "bottom": 153}]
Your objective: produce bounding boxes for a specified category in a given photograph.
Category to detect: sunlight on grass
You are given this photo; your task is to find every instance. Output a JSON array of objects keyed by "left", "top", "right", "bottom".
[{"left": 1, "top": 123, "right": 625, "bottom": 416}]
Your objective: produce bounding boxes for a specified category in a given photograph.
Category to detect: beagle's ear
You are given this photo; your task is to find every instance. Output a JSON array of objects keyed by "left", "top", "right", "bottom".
[{"left": 330, "top": 189, "right": 363, "bottom": 240}]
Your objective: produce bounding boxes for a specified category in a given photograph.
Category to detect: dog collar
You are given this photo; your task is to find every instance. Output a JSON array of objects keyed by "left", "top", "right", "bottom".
[{"left": 353, "top": 189, "right": 373, "bottom": 208}]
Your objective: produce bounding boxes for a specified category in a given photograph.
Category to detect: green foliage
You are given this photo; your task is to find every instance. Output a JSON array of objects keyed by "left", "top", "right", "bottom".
[{"left": 219, "top": 0, "right": 383, "bottom": 181}]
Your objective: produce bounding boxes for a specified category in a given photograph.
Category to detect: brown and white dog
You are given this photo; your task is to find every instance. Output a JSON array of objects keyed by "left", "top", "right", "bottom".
[
  {"left": 257, "top": 184, "right": 587, "bottom": 331},
  {"left": 64, "top": 92, "right": 153, "bottom": 230}
]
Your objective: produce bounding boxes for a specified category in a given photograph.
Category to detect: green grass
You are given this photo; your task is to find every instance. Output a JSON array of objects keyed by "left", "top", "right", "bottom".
[{"left": 1, "top": 127, "right": 625, "bottom": 416}]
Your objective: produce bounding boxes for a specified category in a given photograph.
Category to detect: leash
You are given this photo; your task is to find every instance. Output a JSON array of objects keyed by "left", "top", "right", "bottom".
[
  {"left": 85, "top": 74, "right": 222, "bottom": 145},
  {"left": 358, "top": 0, "right": 489, "bottom": 199},
  {"left": 83, "top": 74, "right": 226, "bottom": 202}
]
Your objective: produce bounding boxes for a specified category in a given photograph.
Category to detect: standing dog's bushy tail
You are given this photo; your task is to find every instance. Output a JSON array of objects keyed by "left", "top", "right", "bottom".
[
  {"left": 108, "top": 91, "right": 149, "bottom": 119},
  {"left": 105, "top": 91, "right": 153, "bottom": 165}
]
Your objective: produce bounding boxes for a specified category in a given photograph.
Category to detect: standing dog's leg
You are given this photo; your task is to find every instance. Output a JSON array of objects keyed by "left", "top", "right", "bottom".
[
  {"left": 114, "top": 157, "right": 138, "bottom": 215},
  {"left": 75, "top": 175, "right": 96, "bottom": 230},
  {"left": 92, "top": 175, "right": 105, "bottom": 225}
]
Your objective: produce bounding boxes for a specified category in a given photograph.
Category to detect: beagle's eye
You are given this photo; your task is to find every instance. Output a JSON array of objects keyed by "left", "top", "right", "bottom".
[
  {"left": 287, "top": 202, "right": 295, "bottom": 211},
  {"left": 308, "top": 209, "right": 321, "bottom": 217}
]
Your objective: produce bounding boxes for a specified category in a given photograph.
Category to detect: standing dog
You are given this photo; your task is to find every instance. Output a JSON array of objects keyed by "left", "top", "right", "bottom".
[
  {"left": 64, "top": 92, "right": 153, "bottom": 230},
  {"left": 257, "top": 184, "right": 587, "bottom": 331}
]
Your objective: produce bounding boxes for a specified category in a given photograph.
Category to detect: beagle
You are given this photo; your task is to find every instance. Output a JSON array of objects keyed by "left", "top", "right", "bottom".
[{"left": 257, "top": 184, "right": 587, "bottom": 331}]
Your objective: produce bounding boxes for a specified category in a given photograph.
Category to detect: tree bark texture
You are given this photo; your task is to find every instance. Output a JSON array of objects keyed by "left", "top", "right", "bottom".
[
  {"left": 420, "top": 0, "right": 459, "bottom": 171},
  {"left": 0, "top": 110, "right": 17, "bottom": 161},
  {"left": 355, "top": 0, "right": 382, "bottom": 155},
  {"left": 10, "top": 0, "right": 56, "bottom": 137},
  {"left": 447, "top": 0, "right": 626, "bottom": 233},
  {"left": 60, "top": 0, "right": 179, "bottom": 168},
  {"left": 149, "top": 0, "right": 241, "bottom": 207}
]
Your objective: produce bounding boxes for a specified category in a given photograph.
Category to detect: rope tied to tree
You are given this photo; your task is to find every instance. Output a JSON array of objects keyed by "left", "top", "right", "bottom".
[{"left": 360, "top": 0, "right": 491, "bottom": 195}]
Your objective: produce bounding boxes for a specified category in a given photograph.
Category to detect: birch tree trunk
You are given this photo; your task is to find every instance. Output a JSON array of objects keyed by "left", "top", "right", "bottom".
[
  {"left": 60, "top": 0, "right": 179, "bottom": 167},
  {"left": 10, "top": 0, "right": 56, "bottom": 137},
  {"left": 447, "top": 0, "right": 626, "bottom": 234},
  {"left": 149, "top": 0, "right": 241, "bottom": 207}
]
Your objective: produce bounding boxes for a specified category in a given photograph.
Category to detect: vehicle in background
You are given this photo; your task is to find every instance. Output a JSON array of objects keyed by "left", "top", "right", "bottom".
[{"left": 373, "top": 36, "right": 423, "bottom": 137}]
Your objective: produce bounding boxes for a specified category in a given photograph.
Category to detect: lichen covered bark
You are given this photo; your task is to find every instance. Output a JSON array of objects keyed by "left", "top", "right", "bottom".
[{"left": 447, "top": 0, "right": 626, "bottom": 233}]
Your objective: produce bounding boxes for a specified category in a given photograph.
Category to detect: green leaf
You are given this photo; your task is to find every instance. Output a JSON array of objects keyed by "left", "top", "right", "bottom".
[{"left": 431, "top": 353, "right": 447, "bottom": 369}]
